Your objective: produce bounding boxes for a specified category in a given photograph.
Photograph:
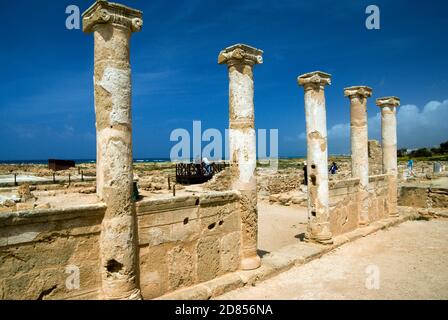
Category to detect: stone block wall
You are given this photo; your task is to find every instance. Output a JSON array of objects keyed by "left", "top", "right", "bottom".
[
  {"left": 328, "top": 174, "right": 392, "bottom": 236},
  {"left": 0, "top": 204, "right": 105, "bottom": 300},
  {"left": 399, "top": 186, "right": 448, "bottom": 208},
  {"left": 135, "top": 191, "right": 241, "bottom": 299},
  {"left": 329, "top": 178, "right": 360, "bottom": 236},
  {"left": 263, "top": 172, "right": 302, "bottom": 194},
  {"left": 0, "top": 191, "right": 242, "bottom": 300},
  {"left": 367, "top": 175, "right": 390, "bottom": 222}
]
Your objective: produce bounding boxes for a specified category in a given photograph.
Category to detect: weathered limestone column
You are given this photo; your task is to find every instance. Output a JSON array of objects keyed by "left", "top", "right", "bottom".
[
  {"left": 376, "top": 97, "right": 400, "bottom": 217},
  {"left": 298, "top": 71, "right": 333, "bottom": 244},
  {"left": 218, "top": 44, "right": 263, "bottom": 270},
  {"left": 344, "top": 86, "right": 372, "bottom": 226},
  {"left": 82, "top": 1, "right": 143, "bottom": 300}
]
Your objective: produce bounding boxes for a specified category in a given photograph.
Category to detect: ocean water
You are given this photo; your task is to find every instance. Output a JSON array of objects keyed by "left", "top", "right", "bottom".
[
  {"left": 0, "top": 156, "right": 303, "bottom": 165},
  {"left": 0, "top": 158, "right": 171, "bottom": 165}
]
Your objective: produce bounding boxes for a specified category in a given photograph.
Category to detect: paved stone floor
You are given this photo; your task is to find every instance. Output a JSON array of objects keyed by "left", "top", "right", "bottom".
[{"left": 218, "top": 219, "right": 448, "bottom": 300}]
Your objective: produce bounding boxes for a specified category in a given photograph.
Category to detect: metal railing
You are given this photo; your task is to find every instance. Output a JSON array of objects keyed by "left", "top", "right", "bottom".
[{"left": 175, "top": 162, "right": 227, "bottom": 185}]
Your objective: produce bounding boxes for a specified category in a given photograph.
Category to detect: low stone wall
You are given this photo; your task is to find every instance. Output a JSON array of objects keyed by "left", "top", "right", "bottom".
[
  {"left": 329, "top": 174, "right": 392, "bottom": 236},
  {"left": 0, "top": 204, "right": 105, "bottom": 300},
  {"left": 259, "top": 171, "right": 302, "bottom": 194},
  {"left": 368, "top": 174, "right": 390, "bottom": 222},
  {"left": 0, "top": 191, "right": 242, "bottom": 300},
  {"left": 136, "top": 191, "right": 241, "bottom": 299},
  {"left": 329, "top": 178, "right": 360, "bottom": 236},
  {"left": 399, "top": 186, "right": 448, "bottom": 208}
]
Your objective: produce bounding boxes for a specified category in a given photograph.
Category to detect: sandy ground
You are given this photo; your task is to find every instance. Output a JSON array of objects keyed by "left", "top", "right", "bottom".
[
  {"left": 34, "top": 191, "right": 99, "bottom": 207},
  {"left": 217, "top": 219, "right": 448, "bottom": 300},
  {"left": 0, "top": 174, "right": 48, "bottom": 184},
  {"left": 258, "top": 202, "right": 307, "bottom": 253}
]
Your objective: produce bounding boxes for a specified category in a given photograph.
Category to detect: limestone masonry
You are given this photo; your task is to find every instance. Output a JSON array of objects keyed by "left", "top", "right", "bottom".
[{"left": 218, "top": 43, "right": 263, "bottom": 270}]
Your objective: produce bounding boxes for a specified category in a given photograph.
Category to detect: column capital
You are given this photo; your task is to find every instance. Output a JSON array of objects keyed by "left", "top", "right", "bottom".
[
  {"left": 297, "top": 71, "right": 331, "bottom": 88},
  {"left": 344, "top": 86, "right": 372, "bottom": 99},
  {"left": 82, "top": 0, "right": 143, "bottom": 33},
  {"left": 376, "top": 96, "right": 400, "bottom": 108},
  {"left": 218, "top": 43, "right": 263, "bottom": 66}
]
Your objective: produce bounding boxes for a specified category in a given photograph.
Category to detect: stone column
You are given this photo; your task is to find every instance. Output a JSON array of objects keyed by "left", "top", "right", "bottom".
[
  {"left": 298, "top": 71, "right": 333, "bottom": 244},
  {"left": 218, "top": 44, "right": 263, "bottom": 270},
  {"left": 344, "top": 86, "right": 372, "bottom": 226},
  {"left": 376, "top": 96, "right": 400, "bottom": 217},
  {"left": 82, "top": 0, "right": 143, "bottom": 300}
]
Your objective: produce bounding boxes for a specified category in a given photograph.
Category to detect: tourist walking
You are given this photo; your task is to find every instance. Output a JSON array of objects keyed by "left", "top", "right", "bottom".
[
  {"left": 407, "top": 159, "right": 414, "bottom": 176},
  {"left": 330, "top": 162, "right": 338, "bottom": 175}
]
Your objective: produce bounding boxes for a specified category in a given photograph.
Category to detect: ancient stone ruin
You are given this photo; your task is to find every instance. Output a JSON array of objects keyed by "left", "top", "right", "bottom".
[{"left": 0, "top": 0, "right": 436, "bottom": 300}]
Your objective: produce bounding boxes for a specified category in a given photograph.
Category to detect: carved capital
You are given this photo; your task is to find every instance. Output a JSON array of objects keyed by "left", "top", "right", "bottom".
[
  {"left": 218, "top": 44, "right": 263, "bottom": 66},
  {"left": 376, "top": 96, "right": 400, "bottom": 108},
  {"left": 344, "top": 86, "right": 372, "bottom": 99},
  {"left": 297, "top": 71, "right": 332, "bottom": 88},
  {"left": 82, "top": 0, "right": 143, "bottom": 33}
]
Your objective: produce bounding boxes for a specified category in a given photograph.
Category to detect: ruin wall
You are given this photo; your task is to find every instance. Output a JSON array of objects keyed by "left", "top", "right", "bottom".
[
  {"left": 329, "top": 174, "right": 392, "bottom": 236},
  {"left": 0, "top": 204, "right": 105, "bottom": 300},
  {"left": 136, "top": 191, "right": 241, "bottom": 299},
  {"left": 0, "top": 191, "right": 242, "bottom": 300},
  {"left": 399, "top": 186, "right": 448, "bottom": 208},
  {"left": 367, "top": 174, "right": 391, "bottom": 222},
  {"left": 329, "top": 178, "right": 360, "bottom": 236}
]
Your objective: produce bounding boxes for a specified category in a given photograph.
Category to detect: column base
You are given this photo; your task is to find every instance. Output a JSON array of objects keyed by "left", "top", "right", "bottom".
[
  {"left": 389, "top": 212, "right": 399, "bottom": 218},
  {"left": 240, "top": 255, "right": 261, "bottom": 270},
  {"left": 358, "top": 217, "right": 370, "bottom": 227},
  {"left": 100, "top": 287, "right": 142, "bottom": 300},
  {"left": 304, "top": 231, "right": 333, "bottom": 245},
  {"left": 128, "top": 289, "right": 143, "bottom": 301}
]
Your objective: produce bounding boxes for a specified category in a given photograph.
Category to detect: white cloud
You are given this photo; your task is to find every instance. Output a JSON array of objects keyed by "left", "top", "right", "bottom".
[{"left": 299, "top": 99, "right": 448, "bottom": 154}]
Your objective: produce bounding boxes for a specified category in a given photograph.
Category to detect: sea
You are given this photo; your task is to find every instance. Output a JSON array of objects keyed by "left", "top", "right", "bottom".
[
  {"left": 0, "top": 156, "right": 304, "bottom": 165},
  {"left": 0, "top": 158, "right": 171, "bottom": 165}
]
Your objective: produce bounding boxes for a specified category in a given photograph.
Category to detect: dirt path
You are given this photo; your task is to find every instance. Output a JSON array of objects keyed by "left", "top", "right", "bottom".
[
  {"left": 218, "top": 219, "right": 448, "bottom": 300},
  {"left": 258, "top": 202, "right": 307, "bottom": 253}
]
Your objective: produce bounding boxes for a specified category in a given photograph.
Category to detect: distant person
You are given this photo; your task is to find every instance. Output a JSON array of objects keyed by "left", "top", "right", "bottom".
[
  {"left": 202, "top": 157, "right": 212, "bottom": 175},
  {"left": 407, "top": 159, "right": 414, "bottom": 176},
  {"left": 330, "top": 162, "right": 338, "bottom": 175},
  {"left": 303, "top": 161, "right": 308, "bottom": 185},
  {"left": 194, "top": 156, "right": 202, "bottom": 175}
]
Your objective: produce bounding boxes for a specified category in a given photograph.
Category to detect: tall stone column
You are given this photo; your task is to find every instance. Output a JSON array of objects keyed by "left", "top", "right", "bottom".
[
  {"left": 298, "top": 71, "right": 333, "bottom": 244},
  {"left": 376, "top": 97, "right": 400, "bottom": 217},
  {"left": 218, "top": 44, "right": 263, "bottom": 270},
  {"left": 344, "top": 86, "right": 372, "bottom": 226},
  {"left": 82, "top": 0, "right": 143, "bottom": 300}
]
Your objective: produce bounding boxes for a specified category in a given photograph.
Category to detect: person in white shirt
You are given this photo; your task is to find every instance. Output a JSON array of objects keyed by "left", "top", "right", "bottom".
[{"left": 202, "top": 157, "right": 211, "bottom": 175}]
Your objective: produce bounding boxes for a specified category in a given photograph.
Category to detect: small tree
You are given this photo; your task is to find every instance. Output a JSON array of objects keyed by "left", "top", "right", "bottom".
[
  {"left": 411, "top": 148, "right": 432, "bottom": 157},
  {"left": 440, "top": 140, "right": 448, "bottom": 153},
  {"left": 397, "top": 148, "right": 407, "bottom": 157}
]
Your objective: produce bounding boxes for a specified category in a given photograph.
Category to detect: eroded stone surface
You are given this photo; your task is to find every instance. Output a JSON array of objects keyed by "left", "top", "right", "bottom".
[
  {"left": 298, "top": 71, "right": 333, "bottom": 244},
  {"left": 219, "top": 43, "right": 263, "bottom": 270},
  {"left": 344, "top": 86, "right": 372, "bottom": 225},
  {"left": 83, "top": 0, "right": 143, "bottom": 300},
  {"left": 377, "top": 96, "right": 401, "bottom": 217}
]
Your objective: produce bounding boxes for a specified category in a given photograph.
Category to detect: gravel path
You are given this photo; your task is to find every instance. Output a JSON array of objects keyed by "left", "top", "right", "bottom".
[{"left": 218, "top": 219, "right": 448, "bottom": 300}]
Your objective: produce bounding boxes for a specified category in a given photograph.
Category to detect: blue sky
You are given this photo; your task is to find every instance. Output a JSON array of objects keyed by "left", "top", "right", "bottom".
[{"left": 0, "top": 0, "right": 447, "bottom": 160}]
